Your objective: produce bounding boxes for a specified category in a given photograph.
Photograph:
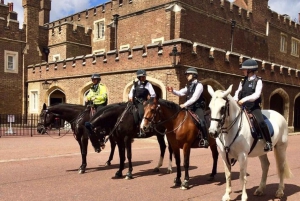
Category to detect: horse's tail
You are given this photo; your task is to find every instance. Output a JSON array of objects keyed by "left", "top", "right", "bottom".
[{"left": 274, "top": 147, "right": 293, "bottom": 179}]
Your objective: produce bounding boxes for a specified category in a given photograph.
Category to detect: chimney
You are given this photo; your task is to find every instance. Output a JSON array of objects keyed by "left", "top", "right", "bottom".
[
  {"left": 8, "top": 2, "right": 13, "bottom": 12},
  {"left": 1, "top": 0, "right": 4, "bottom": 5}
]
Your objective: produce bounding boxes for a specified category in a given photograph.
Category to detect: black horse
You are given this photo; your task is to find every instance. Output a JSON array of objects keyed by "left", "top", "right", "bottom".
[
  {"left": 85, "top": 102, "right": 173, "bottom": 179},
  {"left": 37, "top": 103, "right": 121, "bottom": 173}
]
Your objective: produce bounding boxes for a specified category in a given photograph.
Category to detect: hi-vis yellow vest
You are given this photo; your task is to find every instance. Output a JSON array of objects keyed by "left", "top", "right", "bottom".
[{"left": 87, "top": 83, "right": 107, "bottom": 105}]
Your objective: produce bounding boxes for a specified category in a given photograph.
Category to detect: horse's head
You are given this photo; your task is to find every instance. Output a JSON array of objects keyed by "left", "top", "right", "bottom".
[
  {"left": 141, "top": 97, "right": 159, "bottom": 132},
  {"left": 37, "top": 103, "right": 58, "bottom": 134},
  {"left": 207, "top": 85, "right": 232, "bottom": 138}
]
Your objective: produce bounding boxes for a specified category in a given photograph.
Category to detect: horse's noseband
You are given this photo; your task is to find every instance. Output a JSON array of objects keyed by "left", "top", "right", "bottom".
[
  {"left": 210, "top": 99, "right": 229, "bottom": 131},
  {"left": 144, "top": 104, "right": 161, "bottom": 124}
]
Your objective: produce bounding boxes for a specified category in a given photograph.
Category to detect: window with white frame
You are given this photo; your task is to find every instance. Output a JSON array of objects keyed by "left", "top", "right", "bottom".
[
  {"left": 4, "top": 50, "right": 18, "bottom": 73},
  {"left": 291, "top": 38, "right": 299, "bottom": 57},
  {"left": 30, "top": 90, "right": 39, "bottom": 113},
  {"left": 280, "top": 34, "right": 287, "bottom": 53},
  {"left": 53, "top": 54, "right": 60, "bottom": 61},
  {"left": 93, "top": 19, "right": 105, "bottom": 41}
]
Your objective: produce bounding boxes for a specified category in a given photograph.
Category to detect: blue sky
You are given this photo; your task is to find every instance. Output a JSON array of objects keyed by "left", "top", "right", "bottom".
[{"left": 8, "top": 0, "right": 300, "bottom": 27}]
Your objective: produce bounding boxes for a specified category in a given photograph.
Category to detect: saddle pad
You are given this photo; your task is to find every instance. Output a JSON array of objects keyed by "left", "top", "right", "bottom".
[{"left": 263, "top": 114, "right": 274, "bottom": 137}]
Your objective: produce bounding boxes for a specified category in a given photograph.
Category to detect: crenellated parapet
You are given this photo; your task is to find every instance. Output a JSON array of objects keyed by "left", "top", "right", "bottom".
[
  {"left": 27, "top": 38, "right": 300, "bottom": 87},
  {"left": 47, "top": 21, "right": 91, "bottom": 46},
  {"left": 267, "top": 9, "right": 300, "bottom": 36}
]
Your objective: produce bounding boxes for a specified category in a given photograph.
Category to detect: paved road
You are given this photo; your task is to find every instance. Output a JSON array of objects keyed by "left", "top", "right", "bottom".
[{"left": 0, "top": 134, "right": 299, "bottom": 201}]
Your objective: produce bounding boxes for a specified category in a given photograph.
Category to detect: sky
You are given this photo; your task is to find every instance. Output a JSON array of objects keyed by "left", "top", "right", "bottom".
[{"left": 7, "top": 0, "right": 300, "bottom": 28}]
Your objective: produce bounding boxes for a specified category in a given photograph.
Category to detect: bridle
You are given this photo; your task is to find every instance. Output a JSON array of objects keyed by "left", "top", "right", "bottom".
[
  {"left": 144, "top": 102, "right": 186, "bottom": 135},
  {"left": 210, "top": 99, "right": 230, "bottom": 132}
]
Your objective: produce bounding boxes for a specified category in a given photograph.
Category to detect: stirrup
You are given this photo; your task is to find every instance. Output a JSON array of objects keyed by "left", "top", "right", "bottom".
[
  {"left": 264, "top": 142, "right": 272, "bottom": 152},
  {"left": 199, "top": 139, "right": 209, "bottom": 148},
  {"left": 137, "top": 131, "right": 146, "bottom": 138}
]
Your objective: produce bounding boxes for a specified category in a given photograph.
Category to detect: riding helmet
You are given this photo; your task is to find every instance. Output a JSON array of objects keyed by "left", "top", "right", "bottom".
[
  {"left": 91, "top": 73, "right": 101, "bottom": 79},
  {"left": 240, "top": 59, "right": 258, "bottom": 71},
  {"left": 136, "top": 69, "right": 147, "bottom": 77},
  {"left": 185, "top": 67, "right": 198, "bottom": 75}
]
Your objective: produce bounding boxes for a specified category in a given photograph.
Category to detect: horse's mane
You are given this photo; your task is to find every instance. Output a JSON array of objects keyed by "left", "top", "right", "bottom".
[
  {"left": 49, "top": 103, "right": 85, "bottom": 110},
  {"left": 157, "top": 99, "right": 181, "bottom": 111}
]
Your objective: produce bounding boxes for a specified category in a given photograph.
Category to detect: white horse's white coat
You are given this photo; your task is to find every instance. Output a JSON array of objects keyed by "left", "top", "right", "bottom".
[{"left": 207, "top": 85, "right": 292, "bottom": 201}]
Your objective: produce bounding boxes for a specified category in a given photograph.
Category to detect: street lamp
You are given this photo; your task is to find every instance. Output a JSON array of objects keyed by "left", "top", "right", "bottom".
[
  {"left": 42, "top": 80, "right": 56, "bottom": 90},
  {"left": 169, "top": 45, "right": 181, "bottom": 66}
]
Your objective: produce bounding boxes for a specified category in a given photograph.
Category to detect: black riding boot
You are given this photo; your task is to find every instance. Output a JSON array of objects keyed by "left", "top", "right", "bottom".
[
  {"left": 199, "top": 123, "right": 209, "bottom": 148},
  {"left": 261, "top": 125, "right": 272, "bottom": 152}
]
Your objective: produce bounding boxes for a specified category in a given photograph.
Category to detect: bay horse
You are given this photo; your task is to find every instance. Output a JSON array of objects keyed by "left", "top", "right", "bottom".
[
  {"left": 85, "top": 102, "right": 173, "bottom": 180},
  {"left": 37, "top": 103, "right": 120, "bottom": 174},
  {"left": 207, "top": 85, "right": 293, "bottom": 201},
  {"left": 140, "top": 98, "right": 219, "bottom": 190}
]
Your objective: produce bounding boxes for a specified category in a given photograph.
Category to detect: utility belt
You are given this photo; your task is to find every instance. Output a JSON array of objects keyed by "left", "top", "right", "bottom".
[
  {"left": 134, "top": 97, "right": 146, "bottom": 105},
  {"left": 187, "top": 101, "right": 206, "bottom": 110}
]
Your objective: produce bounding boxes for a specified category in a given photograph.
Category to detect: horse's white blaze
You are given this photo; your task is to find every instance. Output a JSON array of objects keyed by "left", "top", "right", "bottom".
[{"left": 208, "top": 85, "right": 292, "bottom": 201}]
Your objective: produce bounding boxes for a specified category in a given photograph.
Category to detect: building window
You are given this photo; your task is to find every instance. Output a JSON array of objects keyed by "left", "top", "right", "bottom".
[
  {"left": 30, "top": 91, "right": 39, "bottom": 113},
  {"left": 280, "top": 34, "right": 287, "bottom": 53},
  {"left": 4, "top": 50, "right": 18, "bottom": 73},
  {"left": 93, "top": 19, "right": 105, "bottom": 41},
  {"left": 291, "top": 38, "right": 299, "bottom": 57},
  {"left": 53, "top": 54, "right": 60, "bottom": 61}
]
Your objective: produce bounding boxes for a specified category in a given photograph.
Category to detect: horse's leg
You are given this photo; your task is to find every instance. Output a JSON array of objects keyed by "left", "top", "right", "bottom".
[
  {"left": 238, "top": 154, "right": 248, "bottom": 201},
  {"left": 105, "top": 137, "right": 116, "bottom": 166},
  {"left": 254, "top": 154, "right": 269, "bottom": 196},
  {"left": 153, "top": 134, "right": 167, "bottom": 172},
  {"left": 274, "top": 143, "right": 292, "bottom": 198},
  {"left": 78, "top": 136, "right": 88, "bottom": 174},
  {"left": 180, "top": 144, "right": 190, "bottom": 190},
  {"left": 173, "top": 147, "right": 182, "bottom": 187},
  {"left": 221, "top": 159, "right": 232, "bottom": 201},
  {"left": 124, "top": 135, "right": 133, "bottom": 180},
  {"left": 208, "top": 138, "right": 219, "bottom": 180},
  {"left": 115, "top": 141, "right": 125, "bottom": 178},
  {"left": 167, "top": 140, "right": 173, "bottom": 174}
]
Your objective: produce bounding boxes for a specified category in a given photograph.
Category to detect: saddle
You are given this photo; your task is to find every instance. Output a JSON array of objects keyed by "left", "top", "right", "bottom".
[
  {"left": 244, "top": 110, "right": 274, "bottom": 139},
  {"left": 187, "top": 110, "right": 205, "bottom": 138}
]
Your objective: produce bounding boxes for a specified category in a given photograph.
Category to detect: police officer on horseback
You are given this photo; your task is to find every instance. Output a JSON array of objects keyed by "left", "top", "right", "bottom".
[
  {"left": 86, "top": 73, "right": 108, "bottom": 112},
  {"left": 233, "top": 59, "right": 272, "bottom": 152},
  {"left": 167, "top": 67, "right": 209, "bottom": 148},
  {"left": 128, "top": 69, "right": 156, "bottom": 137}
]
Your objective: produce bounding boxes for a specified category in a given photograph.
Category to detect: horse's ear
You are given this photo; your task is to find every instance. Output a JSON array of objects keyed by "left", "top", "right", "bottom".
[
  {"left": 43, "top": 103, "right": 47, "bottom": 110},
  {"left": 222, "top": 84, "right": 233, "bottom": 98},
  {"left": 207, "top": 85, "right": 215, "bottom": 97}
]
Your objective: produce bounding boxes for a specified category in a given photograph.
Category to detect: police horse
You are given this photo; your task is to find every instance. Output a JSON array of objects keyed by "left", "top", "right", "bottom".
[
  {"left": 207, "top": 85, "right": 292, "bottom": 201},
  {"left": 85, "top": 102, "right": 173, "bottom": 179},
  {"left": 141, "top": 98, "right": 219, "bottom": 190},
  {"left": 37, "top": 103, "right": 121, "bottom": 174}
]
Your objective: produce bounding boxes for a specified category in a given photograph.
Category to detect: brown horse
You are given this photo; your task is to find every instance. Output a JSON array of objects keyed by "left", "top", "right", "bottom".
[{"left": 141, "top": 97, "right": 219, "bottom": 190}]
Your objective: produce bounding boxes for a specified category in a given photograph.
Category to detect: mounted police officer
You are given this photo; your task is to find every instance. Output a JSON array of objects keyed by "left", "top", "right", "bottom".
[
  {"left": 86, "top": 73, "right": 108, "bottom": 112},
  {"left": 167, "top": 67, "right": 209, "bottom": 148},
  {"left": 233, "top": 59, "right": 272, "bottom": 152},
  {"left": 128, "top": 69, "right": 156, "bottom": 137}
]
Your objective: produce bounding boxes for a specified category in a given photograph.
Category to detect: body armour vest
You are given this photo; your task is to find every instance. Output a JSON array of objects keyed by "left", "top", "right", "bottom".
[
  {"left": 133, "top": 81, "right": 149, "bottom": 102},
  {"left": 186, "top": 81, "right": 205, "bottom": 110},
  {"left": 239, "top": 76, "right": 261, "bottom": 110}
]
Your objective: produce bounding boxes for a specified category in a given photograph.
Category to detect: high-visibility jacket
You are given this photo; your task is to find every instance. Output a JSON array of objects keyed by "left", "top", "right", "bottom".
[{"left": 86, "top": 83, "right": 107, "bottom": 105}]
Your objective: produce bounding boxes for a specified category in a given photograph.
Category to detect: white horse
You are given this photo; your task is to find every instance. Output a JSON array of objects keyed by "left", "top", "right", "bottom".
[{"left": 207, "top": 84, "right": 292, "bottom": 201}]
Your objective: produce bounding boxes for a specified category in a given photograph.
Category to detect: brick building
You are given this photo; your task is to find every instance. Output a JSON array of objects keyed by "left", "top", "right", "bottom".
[{"left": 1, "top": 0, "right": 300, "bottom": 131}]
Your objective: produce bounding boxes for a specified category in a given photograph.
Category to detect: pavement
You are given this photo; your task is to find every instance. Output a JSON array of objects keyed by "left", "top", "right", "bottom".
[{"left": 0, "top": 133, "right": 299, "bottom": 201}]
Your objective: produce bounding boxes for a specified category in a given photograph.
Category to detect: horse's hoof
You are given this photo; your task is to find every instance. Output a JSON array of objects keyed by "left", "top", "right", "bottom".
[
  {"left": 180, "top": 180, "right": 189, "bottom": 190},
  {"left": 174, "top": 178, "right": 181, "bottom": 186},
  {"left": 115, "top": 171, "right": 123, "bottom": 178},
  {"left": 78, "top": 169, "right": 85, "bottom": 174},
  {"left": 275, "top": 189, "right": 284, "bottom": 198},
  {"left": 153, "top": 167, "right": 159, "bottom": 172},
  {"left": 253, "top": 189, "right": 264, "bottom": 196},
  {"left": 166, "top": 169, "right": 172, "bottom": 174},
  {"left": 125, "top": 172, "right": 133, "bottom": 180},
  {"left": 105, "top": 161, "right": 111, "bottom": 166}
]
